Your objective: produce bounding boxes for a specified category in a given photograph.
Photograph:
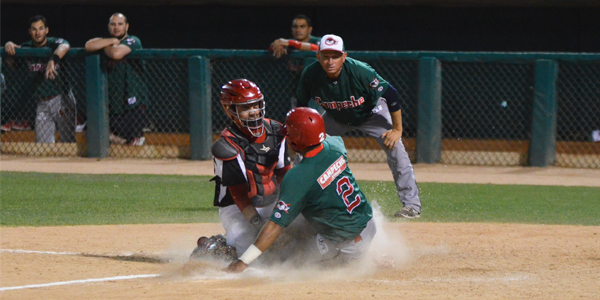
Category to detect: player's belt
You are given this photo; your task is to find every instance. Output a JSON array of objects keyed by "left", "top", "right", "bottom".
[{"left": 354, "top": 235, "right": 362, "bottom": 243}]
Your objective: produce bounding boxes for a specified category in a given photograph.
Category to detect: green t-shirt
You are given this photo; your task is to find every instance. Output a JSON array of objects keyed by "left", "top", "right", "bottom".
[
  {"left": 105, "top": 35, "right": 148, "bottom": 115},
  {"left": 270, "top": 136, "right": 372, "bottom": 244},
  {"left": 296, "top": 57, "right": 389, "bottom": 126},
  {"left": 20, "top": 37, "right": 70, "bottom": 100}
]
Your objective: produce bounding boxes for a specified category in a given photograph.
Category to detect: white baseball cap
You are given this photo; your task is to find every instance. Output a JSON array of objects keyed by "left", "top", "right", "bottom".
[{"left": 319, "top": 34, "right": 345, "bottom": 53}]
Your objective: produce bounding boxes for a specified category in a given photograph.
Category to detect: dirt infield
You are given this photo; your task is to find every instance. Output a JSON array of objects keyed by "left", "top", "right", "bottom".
[{"left": 1, "top": 156, "right": 599, "bottom": 299}]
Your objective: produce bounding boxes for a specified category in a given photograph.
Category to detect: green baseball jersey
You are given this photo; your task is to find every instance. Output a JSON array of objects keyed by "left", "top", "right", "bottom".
[
  {"left": 270, "top": 136, "right": 372, "bottom": 244},
  {"left": 296, "top": 57, "right": 389, "bottom": 126},
  {"left": 105, "top": 35, "right": 148, "bottom": 115},
  {"left": 20, "top": 37, "right": 70, "bottom": 100},
  {"left": 307, "top": 35, "right": 321, "bottom": 45},
  {"left": 286, "top": 35, "right": 321, "bottom": 73}
]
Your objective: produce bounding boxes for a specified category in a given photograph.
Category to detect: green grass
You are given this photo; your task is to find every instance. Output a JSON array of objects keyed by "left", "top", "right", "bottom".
[
  {"left": 1, "top": 172, "right": 219, "bottom": 226},
  {"left": 361, "top": 181, "right": 600, "bottom": 225},
  {"left": 1, "top": 171, "right": 599, "bottom": 226}
]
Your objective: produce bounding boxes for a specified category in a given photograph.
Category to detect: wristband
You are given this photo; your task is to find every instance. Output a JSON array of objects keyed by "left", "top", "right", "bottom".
[
  {"left": 288, "top": 40, "right": 302, "bottom": 49},
  {"left": 310, "top": 43, "right": 319, "bottom": 51},
  {"left": 49, "top": 54, "right": 60, "bottom": 65},
  {"left": 238, "top": 244, "right": 262, "bottom": 265}
]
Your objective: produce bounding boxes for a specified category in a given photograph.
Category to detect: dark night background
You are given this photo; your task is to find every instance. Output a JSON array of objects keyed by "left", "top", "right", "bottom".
[{"left": 2, "top": 2, "right": 600, "bottom": 52}]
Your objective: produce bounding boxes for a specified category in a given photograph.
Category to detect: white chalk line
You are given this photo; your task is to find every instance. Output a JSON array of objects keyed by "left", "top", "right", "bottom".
[
  {"left": 1, "top": 249, "right": 80, "bottom": 255},
  {"left": 0, "top": 274, "right": 161, "bottom": 291},
  {"left": 0, "top": 249, "right": 161, "bottom": 291}
]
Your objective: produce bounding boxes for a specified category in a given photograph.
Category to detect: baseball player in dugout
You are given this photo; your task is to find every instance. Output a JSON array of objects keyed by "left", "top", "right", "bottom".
[
  {"left": 190, "top": 79, "right": 292, "bottom": 262},
  {"left": 296, "top": 34, "right": 422, "bottom": 219},
  {"left": 85, "top": 13, "right": 148, "bottom": 146},
  {"left": 270, "top": 15, "right": 322, "bottom": 111},
  {"left": 227, "top": 107, "right": 377, "bottom": 273},
  {"left": 269, "top": 14, "right": 321, "bottom": 59},
  {"left": 3, "top": 15, "right": 76, "bottom": 143}
]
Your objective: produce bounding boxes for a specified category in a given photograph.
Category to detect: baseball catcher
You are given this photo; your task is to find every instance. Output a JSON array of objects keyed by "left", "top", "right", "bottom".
[{"left": 190, "top": 79, "right": 291, "bottom": 262}]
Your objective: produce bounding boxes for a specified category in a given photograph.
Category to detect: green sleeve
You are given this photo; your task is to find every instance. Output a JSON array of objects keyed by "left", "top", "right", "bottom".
[
  {"left": 308, "top": 36, "right": 321, "bottom": 45},
  {"left": 356, "top": 61, "right": 389, "bottom": 100},
  {"left": 121, "top": 36, "right": 142, "bottom": 50},
  {"left": 49, "top": 37, "right": 70, "bottom": 47},
  {"left": 270, "top": 168, "right": 312, "bottom": 228}
]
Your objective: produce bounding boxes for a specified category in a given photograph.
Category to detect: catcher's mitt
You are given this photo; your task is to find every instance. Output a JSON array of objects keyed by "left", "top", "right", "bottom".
[{"left": 189, "top": 234, "right": 237, "bottom": 262}]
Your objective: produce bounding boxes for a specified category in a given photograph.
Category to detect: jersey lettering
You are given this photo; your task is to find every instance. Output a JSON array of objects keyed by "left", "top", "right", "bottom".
[
  {"left": 27, "top": 62, "right": 59, "bottom": 73},
  {"left": 315, "top": 96, "right": 365, "bottom": 111},
  {"left": 317, "top": 156, "right": 346, "bottom": 189},
  {"left": 336, "top": 176, "right": 361, "bottom": 214}
]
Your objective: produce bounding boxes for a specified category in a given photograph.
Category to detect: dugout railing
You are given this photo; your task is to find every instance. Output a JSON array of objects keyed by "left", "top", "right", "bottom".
[{"left": 1, "top": 49, "right": 599, "bottom": 168}]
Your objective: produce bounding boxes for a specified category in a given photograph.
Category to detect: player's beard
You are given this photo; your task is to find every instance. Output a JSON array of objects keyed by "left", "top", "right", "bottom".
[
  {"left": 115, "top": 32, "right": 127, "bottom": 41},
  {"left": 33, "top": 37, "right": 47, "bottom": 47}
]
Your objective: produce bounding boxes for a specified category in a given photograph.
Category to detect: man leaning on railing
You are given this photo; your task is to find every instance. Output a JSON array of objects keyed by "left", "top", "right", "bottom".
[
  {"left": 2, "top": 15, "right": 76, "bottom": 143},
  {"left": 85, "top": 12, "right": 148, "bottom": 146}
]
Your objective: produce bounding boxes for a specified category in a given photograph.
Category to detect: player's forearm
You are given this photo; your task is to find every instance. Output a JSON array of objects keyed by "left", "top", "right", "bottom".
[
  {"left": 85, "top": 38, "right": 116, "bottom": 52},
  {"left": 390, "top": 110, "right": 403, "bottom": 133},
  {"left": 54, "top": 43, "right": 70, "bottom": 59},
  {"left": 241, "top": 205, "right": 265, "bottom": 230},
  {"left": 253, "top": 221, "right": 283, "bottom": 252},
  {"left": 287, "top": 39, "right": 319, "bottom": 51},
  {"left": 104, "top": 45, "right": 132, "bottom": 60},
  {"left": 236, "top": 221, "right": 282, "bottom": 266}
]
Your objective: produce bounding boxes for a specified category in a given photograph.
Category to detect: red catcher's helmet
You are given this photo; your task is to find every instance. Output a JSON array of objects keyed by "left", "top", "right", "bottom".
[
  {"left": 220, "top": 79, "right": 265, "bottom": 137},
  {"left": 284, "top": 107, "right": 326, "bottom": 152}
]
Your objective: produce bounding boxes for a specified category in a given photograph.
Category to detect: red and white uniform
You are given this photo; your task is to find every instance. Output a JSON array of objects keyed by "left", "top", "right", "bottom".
[{"left": 211, "top": 118, "right": 291, "bottom": 254}]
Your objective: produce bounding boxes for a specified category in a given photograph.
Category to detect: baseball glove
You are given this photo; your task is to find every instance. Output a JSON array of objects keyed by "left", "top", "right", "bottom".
[{"left": 189, "top": 234, "right": 238, "bottom": 262}]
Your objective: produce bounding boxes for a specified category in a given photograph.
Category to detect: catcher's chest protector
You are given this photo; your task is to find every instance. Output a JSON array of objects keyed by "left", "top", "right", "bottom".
[{"left": 213, "top": 120, "right": 285, "bottom": 206}]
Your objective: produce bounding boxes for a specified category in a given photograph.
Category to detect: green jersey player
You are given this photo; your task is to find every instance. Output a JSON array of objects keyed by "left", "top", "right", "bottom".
[
  {"left": 269, "top": 14, "right": 321, "bottom": 60},
  {"left": 227, "top": 107, "right": 377, "bottom": 273},
  {"left": 3, "top": 15, "right": 76, "bottom": 143},
  {"left": 269, "top": 15, "right": 321, "bottom": 110},
  {"left": 85, "top": 13, "right": 148, "bottom": 146},
  {"left": 296, "top": 34, "right": 422, "bottom": 219}
]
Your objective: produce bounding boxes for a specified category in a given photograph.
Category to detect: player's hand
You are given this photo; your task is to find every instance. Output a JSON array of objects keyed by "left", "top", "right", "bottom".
[
  {"left": 45, "top": 60, "right": 58, "bottom": 80},
  {"left": 382, "top": 129, "right": 402, "bottom": 150},
  {"left": 5, "top": 42, "right": 20, "bottom": 56},
  {"left": 225, "top": 259, "right": 248, "bottom": 273},
  {"left": 111, "top": 38, "right": 121, "bottom": 46},
  {"left": 270, "top": 39, "right": 288, "bottom": 59}
]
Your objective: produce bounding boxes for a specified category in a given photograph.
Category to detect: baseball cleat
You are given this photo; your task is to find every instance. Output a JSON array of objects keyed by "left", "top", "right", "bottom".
[{"left": 394, "top": 206, "right": 420, "bottom": 219}]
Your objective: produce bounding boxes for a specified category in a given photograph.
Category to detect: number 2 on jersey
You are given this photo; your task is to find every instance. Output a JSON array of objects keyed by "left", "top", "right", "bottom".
[{"left": 336, "top": 176, "right": 361, "bottom": 214}]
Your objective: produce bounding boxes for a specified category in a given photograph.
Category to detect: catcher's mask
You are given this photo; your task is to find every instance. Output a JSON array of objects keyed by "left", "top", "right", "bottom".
[
  {"left": 220, "top": 79, "right": 265, "bottom": 138},
  {"left": 283, "top": 107, "right": 325, "bottom": 152}
]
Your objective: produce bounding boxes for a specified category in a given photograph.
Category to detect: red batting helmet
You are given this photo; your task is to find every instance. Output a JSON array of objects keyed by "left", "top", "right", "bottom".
[
  {"left": 284, "top": 107, "right": 326, "bottom": 152},
  {"left": 220, "top": 79, "right": 265, "bottom": 137}
]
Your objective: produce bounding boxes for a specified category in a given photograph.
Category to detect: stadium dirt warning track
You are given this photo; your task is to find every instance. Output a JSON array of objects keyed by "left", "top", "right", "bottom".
[{"left": 1, "top": 156, "right": 599, "bottom": 299}]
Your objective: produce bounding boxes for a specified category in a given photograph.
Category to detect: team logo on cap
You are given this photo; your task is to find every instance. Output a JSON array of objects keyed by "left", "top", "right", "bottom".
[{"left": 324, "top": 37, "right": 338, "bottom": 46}]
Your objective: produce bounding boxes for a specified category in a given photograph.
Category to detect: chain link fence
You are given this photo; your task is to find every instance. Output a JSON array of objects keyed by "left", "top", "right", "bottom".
[
  {"left": 2, "top": 50, "right": 599, "bottom": 168},
  {"left": 105, "top": 57, "right": 190, "bottom": 158},
  {"left": 1, "top": 54, "right": 87, "bottom": 156},
  {"left": 440, "top": 62, "right": 535, "bottom": 166},
  {"left": 556, "top": 62, "right": 600, "bottom": 168}
]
